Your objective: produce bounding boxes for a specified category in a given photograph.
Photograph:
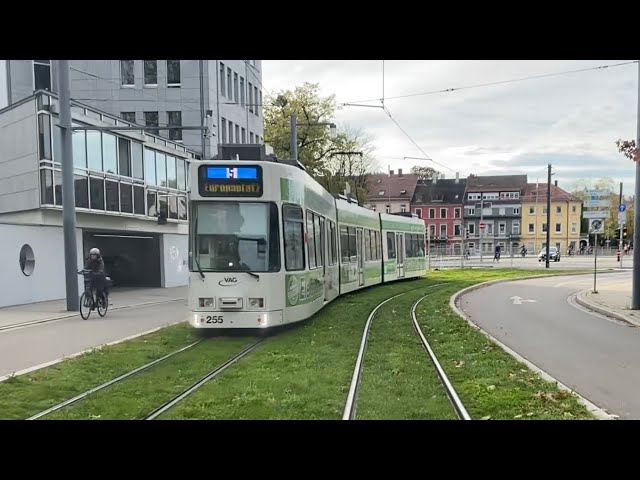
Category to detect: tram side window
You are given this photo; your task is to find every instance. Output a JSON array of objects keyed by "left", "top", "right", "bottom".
[
  {"left": 329, "top": 220, "right": 337, "bottom": 265},
  {"left": 284, "top": 205, "right": 305, "bottom": 271},
  {"left": 307, "top": 211, "right": 316, "bottom": 269},
  {"left": 316, "top": 215, "right": 324, "bottom": 268},
  {"left": 375, "top": 231, "right": 381, "bottom": 260},
  {"left": 419, "top": 234, "right": 425, "bottom": 256},
  {"left": 348, "top": 227, "right": 357, "bottom": 262},
  {"left": 387, "top": 232, "right": 396, "bottom": 259},
  {"left": 365, "top": 229, "right": 372, "bottom": 261},
  {"left": 406, "top": 234, "right": 416, "bottom": 258},
  {"left": 340, "top": 225, "right": 350, "bottom": 263}
]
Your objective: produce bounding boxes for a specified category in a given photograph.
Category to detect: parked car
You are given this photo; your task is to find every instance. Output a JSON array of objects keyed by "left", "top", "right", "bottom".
[{"left": 538, "top": 246, "right": 560, "bottom": 262}]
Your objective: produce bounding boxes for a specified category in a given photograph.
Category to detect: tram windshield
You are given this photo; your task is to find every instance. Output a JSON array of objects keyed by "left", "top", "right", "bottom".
[{"left": 191, "top": 202, "right": 280, "bottom": 273}]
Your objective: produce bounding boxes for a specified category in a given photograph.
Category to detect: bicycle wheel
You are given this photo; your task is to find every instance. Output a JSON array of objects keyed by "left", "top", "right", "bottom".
[
  {"left": 97, "top": 292, "right": 109, "bottom": 317},
  {"left": 79, "top": 292, "right": 92, "bottom": 320}
]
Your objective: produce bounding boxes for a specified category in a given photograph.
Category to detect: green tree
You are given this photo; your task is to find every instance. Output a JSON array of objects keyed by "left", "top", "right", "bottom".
[
  {"left": 263, "top": 82, "right": 378, "bottom": 200},
  {"left": 410, "top": 165, "right": 440, "bottom": 180}
]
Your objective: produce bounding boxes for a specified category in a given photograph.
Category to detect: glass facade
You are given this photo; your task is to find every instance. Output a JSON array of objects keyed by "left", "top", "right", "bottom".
[{"left": 37, "top": 94, "right": 192, "bottom": 222}]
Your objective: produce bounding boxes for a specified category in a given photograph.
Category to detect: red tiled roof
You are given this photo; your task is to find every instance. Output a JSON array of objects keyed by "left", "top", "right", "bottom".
[
  {"left": 521, "top": 183, "right": 580, "bottom": 202},
  {"left": 366, "top": 173, "right": 419, "bottom": 201}
]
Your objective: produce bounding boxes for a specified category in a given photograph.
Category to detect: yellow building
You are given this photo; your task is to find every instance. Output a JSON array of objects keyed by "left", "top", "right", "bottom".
[{"left": 520, "top": 182, "right": 582, "bottom": 255}]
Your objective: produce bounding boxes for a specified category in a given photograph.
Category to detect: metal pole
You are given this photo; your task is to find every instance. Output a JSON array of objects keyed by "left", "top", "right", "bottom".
[
  {"left": 633, "top": 60, "right": 640, "bottom": 309},
  {"left": 546, "top": 164, "right": 551, "bottom": 269},
  {"left": 199, "top": 60, "right": 206, "bottom": 158},
  {"left": 594, "top": 232, "right": 598, "bottom": 293},
  {"left": 479, "top": 195, "right": 484, "bottom": 263},
  {"left": 620, "top": 181, "right": 624, "bottom": 269},
  {"left": 57, "top": 60, "right": 79, "bottom": 311},
  {"left": 290, "top": 115, "right": 297, "bottom": 161}
]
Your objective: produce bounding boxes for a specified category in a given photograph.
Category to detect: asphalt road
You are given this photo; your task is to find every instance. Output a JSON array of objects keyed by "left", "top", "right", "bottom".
[
  {"left": 458, "top": 270, "right": 640, "bottom": 419},
  {"left": 0, "top": 300, "right": 189, "bottom": 378}
]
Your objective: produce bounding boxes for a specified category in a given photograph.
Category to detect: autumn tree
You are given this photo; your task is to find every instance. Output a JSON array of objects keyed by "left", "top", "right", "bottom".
[
  {"left": 263, "top": 82, "right": 378, "bottom": 201},
  {"left": 616, "top": 139, "right": 640, "bottom": 162},
  {"left": 410, "top": 165, "right": 440, "bottom": 180}
]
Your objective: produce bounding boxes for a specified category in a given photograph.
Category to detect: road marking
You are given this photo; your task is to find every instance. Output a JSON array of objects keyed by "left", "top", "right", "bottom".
[{"left": 510, "top": 296, "right": 537, "bottom": 305}]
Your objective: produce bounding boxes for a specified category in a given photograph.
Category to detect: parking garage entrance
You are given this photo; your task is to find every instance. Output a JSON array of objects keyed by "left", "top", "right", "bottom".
[{"left": 83, "top": 230, "right": 162, "bottom": 288}]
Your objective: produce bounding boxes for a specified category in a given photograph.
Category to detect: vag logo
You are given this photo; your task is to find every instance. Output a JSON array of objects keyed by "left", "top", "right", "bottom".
[{"left": 218, "top": 277, "right": 239, "bottom": 286}]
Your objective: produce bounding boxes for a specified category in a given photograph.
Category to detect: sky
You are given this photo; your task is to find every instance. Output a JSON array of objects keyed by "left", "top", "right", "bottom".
[{"left": 262, "top": 60, "right": 639, "bottom": 196}]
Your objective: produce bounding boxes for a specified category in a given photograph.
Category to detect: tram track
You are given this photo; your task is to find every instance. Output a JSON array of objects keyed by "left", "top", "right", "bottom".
[
  {"left": 343, "top": 283, "right": 470, "bottom": 420},
  {"left": 26, "top": 337, "right": 262, "bottom": 420}
]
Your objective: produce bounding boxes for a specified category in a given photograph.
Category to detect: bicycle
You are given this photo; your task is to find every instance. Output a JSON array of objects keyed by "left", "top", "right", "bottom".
[{"left": 77, "top": 269, "right": 110, "bottom": 320}]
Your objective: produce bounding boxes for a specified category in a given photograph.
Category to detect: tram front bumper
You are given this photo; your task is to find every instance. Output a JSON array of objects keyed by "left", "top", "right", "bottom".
[{"left": 190, "top": 310, "right": 284, "bottom": 328}]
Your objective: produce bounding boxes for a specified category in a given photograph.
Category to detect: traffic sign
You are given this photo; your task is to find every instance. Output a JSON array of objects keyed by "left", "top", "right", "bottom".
[
  {"left": 479, "top": 222, "right": 486, "bottom": 229},
  {"left": 619, "top": 204, "right": 626, "bottom": 213},
  {"left": 584, "top": 199, "right": 611, "bottom": 208},
  {"left": 618, "top": 211, "right": 627, "bottom": 224},
  {"left": 589, "top": 219, "right": 604, "bottom": 234},
  {"left": 583, "top": 211, "right": 607, "bottom": 219}
]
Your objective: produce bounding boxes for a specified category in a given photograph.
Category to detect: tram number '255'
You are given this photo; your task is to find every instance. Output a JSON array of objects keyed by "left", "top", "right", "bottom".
[{"left": 206, "top": 316, "right": 224, "bottom": 324}]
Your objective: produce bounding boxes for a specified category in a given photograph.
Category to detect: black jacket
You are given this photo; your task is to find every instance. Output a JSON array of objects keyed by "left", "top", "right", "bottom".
[{"left": 86, "top": 256, "right": 105, "bottom": 274}]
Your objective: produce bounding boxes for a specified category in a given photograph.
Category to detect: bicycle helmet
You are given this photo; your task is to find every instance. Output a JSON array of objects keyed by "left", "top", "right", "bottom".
[{"left": 90, "top": 248, "right": 100, "bottom": 255}]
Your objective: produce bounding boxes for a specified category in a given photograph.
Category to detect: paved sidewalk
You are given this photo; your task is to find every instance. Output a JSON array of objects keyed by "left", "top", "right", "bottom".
[
  {"left": 575, "top": 279, "right": 640, "bottom": 327},
  {"left": 0, "top": 286, "right": 187, "bottom": 330}
]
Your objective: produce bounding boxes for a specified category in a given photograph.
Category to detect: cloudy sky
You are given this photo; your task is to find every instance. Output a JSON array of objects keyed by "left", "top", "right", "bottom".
[{"left": 262, "top": 60, "right": 639, "bottom": 195}]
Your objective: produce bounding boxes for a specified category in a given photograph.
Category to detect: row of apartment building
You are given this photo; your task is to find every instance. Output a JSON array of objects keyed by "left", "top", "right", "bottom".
[
  {"left": 366, "top": 169, "right": 583, "bottom": 255},
  {"left": 0, "top": 59, "right": 265, "bottom": 307}
]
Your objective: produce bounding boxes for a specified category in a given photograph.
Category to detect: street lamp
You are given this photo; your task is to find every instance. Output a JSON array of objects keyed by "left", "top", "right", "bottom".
[{"left": 290, "top": 115, "right": 337, "bottom": 161}]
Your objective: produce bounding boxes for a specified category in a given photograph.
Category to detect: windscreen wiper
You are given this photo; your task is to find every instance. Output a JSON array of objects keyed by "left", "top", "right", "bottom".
[
  {"left": 194, "top": 255, "right": 205, "bottom": 280},
  {"left": 245, "top": 271, "right": 260, "bottom": 280},
  {"left": 193, "top": 215, "right": 205, "bottom": 280}
]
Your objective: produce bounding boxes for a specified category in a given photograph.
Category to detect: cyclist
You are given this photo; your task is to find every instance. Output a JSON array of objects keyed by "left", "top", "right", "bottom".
[{"left": 85, "top": 248, "right": 107, "bottom": 309}]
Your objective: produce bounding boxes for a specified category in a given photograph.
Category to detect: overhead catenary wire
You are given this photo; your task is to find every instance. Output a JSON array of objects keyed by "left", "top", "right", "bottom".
[{"left": 341, "top": 60, "right": 640, "bottom": 106}]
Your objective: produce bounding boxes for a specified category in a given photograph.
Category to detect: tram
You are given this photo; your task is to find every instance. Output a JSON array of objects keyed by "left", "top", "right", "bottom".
[{"left": 187, "top": 145, "right": 426, "bottom": 329}]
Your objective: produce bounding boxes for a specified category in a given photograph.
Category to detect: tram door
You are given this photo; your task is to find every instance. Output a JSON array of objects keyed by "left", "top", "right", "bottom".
[
  {"left": 357, "top": 228, "right": 365, "bottom": 286},
  {"left": 396, "top": 232, "right": 405, "bottom": 278}
]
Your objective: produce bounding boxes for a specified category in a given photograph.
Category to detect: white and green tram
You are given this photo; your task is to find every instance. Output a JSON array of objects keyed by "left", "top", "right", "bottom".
[{"left": 187, "top": 151, "right": 426, "bottom": 329}]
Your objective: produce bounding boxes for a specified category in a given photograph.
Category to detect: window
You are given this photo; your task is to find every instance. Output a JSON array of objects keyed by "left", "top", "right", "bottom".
[
  {"left": 228, "top": 121, "right": 234, "bottom": 143},
  {"left": 259, "top": 91, "right": 263, "bottom": 113},
  {"left": 468, "top": 223, "right": 475, "bottom": 235},
  {"left": 120, "top": 60, "right": 135, "bottom": 86},
  {"left": 147, "top": 191, "right": 157, "bottom": 217},
  {"left": 177, "top": 159, "right": 186, "bottom": 190},
  {"left": 499, "top": 208, "right": 506, "bottom": 216},
  {"left": 529, "top": 206, "right": 535, "bottom": 214},
  {"left": 167, "top": 60, "right": 181, "bottom": 86},
  {"left": 248, "top": 82, "right": 254, "bottom": 113},
  {"left": 106, "top": 180, "right": 119, "bottom": 211},
  {"left": 134, "top": 186, "right": 145, "bottom": 215},
  {"left": 221, "top": 118, "right": 227, "bottom": 143},
  {"left": 514, "top": 208, "right": 520, "bottom": 215},
  {"left": 120, "top": 183, "right": 133, "bottom": 213},
  {"left": 512, "top": 222, "right": 520, "bottom": 235},
  {"left": 235, "top": 125, "right": 240, "bottom": 145},
  {"left": 440, "top": 224, "right": 447, "bottom": 237},
  {"left": 40, "top": 170, "right": 53, "bottom": 204},
  {"left": 401, "top": 205, "right": 407, "bottom": 213},
  {"left": 156, "top": 152, "right": 167, "bottom": 187},
  {"left": 167, "top": 111, "right": 182, "bottom": 141},
  {"left": 33, "top": 60, "right": 51, "bottom": 91},
  {"left": 254, "top": 86, "right": 259, "bottom": 116},
  {"left": 86, "top": 131, "right": 102, "bottom": 171},
  {"left": 250, "top": 132, "right": 254, "bottom": 143},
  {"left": 454, "top": 224, "right": 461, "bottom": 236},
  {"left": 240, "top": 77, "right": 245, "bottom": 106},
  {"left": 556, "top": 206, "right": 562, "bottom": 214},
  {"left": 467, "top": 208, "right": 475, "bottom": 216},
  {"left": 348, "top": 228, "right": 357, "bottom": 262},
  {"left": 192, "top": 202, "right": 281, "bottom": 272},
  {"left": 220, "top": 63, "right": 226, "bottom": 98},
  {"left": 415, "top": 208, "right": 422, "bottom": 219},
  {"left": 542, "top": 223, "right": 548, "bottom": 233},
  {"left": 144, "top": 111, "right": 158, "bottom": 134},
  {"left": 487, "top": 224, "right": 493, "bottom": 234},
  {"left": 166, "top": 156, "right": 177, "bottom": 189},
  {"left": 572, "top": 205, "right": 577, "bottom": 213},
  {"left": 387, "top": 232, "right": 396, "bottom": 259},
  {"left": 329, "top": 221, "right": 337, "bottom": 265},
  {"left": 118, "top": 137, "right": 131, "bottom": 177},
  {"left": 307, "top": 212, "right": 316, "bottom": 269},
  {"left": 144, "top": 60, "right": 157, "bottom": 85},
  {"left": 121, "top": 112, "right": 136, "bottom": 123},
  {"left": 378, "top": 190, "right": 385, "bottom": 196},
  {"left": 241, "top": 128, "right": 246, "bottom": 143},
  {"left": 316, "top": 215, "right": 324, "bottom": 267},
  {"left": 72, "top": 129, "right": 86, "bottom": 168},
  {"left": 365, "top": 230, "right": 373, "bottom": 261},
  {"left": 90, "top": 178, "right": 105, "bottom": 210},
  {"left": 38, "top": 114, "right": 52, "bottom": 160},
  {"left": 555, "top": 223, "right": 561, "bottom": 233},
  {"left": 454, "top": 208, "right": 461, "bottom": 218},
  {"left": 227, "top": 67, "right": 232, "bottom": 98},
  {"left": 528, "top": 223, "right": 535, "bottom": 233},
  {"left": 74, "top": 175, "right": 89, "bottom": 208},
  {"left": 440, "top": 208, "right": 447, "bottom": 219},
  {"left": 499, "top": 223, "right": 506, "bottom": 234},
  {"left": 340, "top": 225, "right": 350, "bottom": 263},
  {"left": 429, "top": 225, "right": 436, "bottom": 237},
  {"left": 144, "top": 148, "right": 156, "bottom": 185},
  {"left": 102, "top": 133, "right": 117, "bottom": 174},
  {"left": 233, "top": 73, "right": 239, "bottom": 103},
  {"left": 429, "top": 208, "right": 435, "bottom": 219},
  {"left": 543, "top": 207, "right": 548, "bottom": 214},
  {"left": 131, "top": 142, "right": 143, "bottom": 180},
  {"left": 572, "top": 222, "right": 577, "bottom": 234}
]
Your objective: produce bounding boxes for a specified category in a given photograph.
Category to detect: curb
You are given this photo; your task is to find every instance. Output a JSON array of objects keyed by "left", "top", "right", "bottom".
[
  {"left": 0, "top": 318, "right": 187, "bottom": 383},
  {"left": 448, "top": 274, "right": 617, "bottom": 421},
  {"left": 574, "top": 291, "right": 640, "bottom": 328},
  {"left": 0, "top": 298, "right": 186, "bottom": 332}
]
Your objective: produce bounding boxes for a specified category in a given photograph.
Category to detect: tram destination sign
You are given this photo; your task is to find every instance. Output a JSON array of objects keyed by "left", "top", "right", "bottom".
[{"left": 198, "top": 165, "right": 263, "bottom": 197}]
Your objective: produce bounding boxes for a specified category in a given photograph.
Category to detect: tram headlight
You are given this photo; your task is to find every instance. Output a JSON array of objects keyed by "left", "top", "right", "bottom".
[
  {"left": 249, "top": 298, "right": 264, "bottom": 308},
  {"left": 199, "top": 297, "right": 215, "bottom": 308}
]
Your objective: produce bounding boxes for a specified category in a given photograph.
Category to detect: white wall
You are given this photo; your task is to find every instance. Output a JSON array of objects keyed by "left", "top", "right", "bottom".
[
  {"left": 0, "top": 60, "right": 7, "bottom": 109},
  {"left": 162, "top": 233, "right": 189, "bottom": 288},
  {"left": 0, "top": 224, "right": 83, "bottom": 307}
]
